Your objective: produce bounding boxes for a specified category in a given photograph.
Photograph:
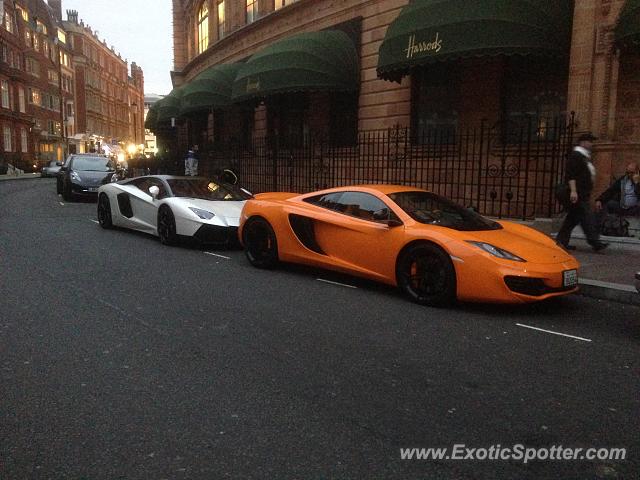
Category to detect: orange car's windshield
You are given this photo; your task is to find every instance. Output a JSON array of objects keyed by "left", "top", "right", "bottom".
[{"left": 388, "top": 191, "right": 502, "bottom": 231}]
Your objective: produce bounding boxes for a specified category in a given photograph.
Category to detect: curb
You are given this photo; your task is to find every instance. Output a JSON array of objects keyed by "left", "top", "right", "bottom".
[
  {"left": 578, "top": 279, "right": 640, "bottom": 306},
  {"left": 0, "top": 174, "right": 41, "bottom": 182}
]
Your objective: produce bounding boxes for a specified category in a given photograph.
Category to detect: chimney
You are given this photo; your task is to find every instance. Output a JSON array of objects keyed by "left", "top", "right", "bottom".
[
  {"left": 66, "top": 9, "right": 78, "bottom": 24},
  {"left": 48, "top": 0, "right": 62, "bottom": 21}
]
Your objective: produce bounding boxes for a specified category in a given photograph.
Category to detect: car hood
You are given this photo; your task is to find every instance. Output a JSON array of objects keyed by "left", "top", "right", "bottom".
[
  {"left": 463, "top": 226, "right": 573, "bottom": 264},
  {"left": 74, "top": 170, "right": 115, "bottom": 186},
  {"left": 180, "top": 198, "right": 245, "bottom": 218}
]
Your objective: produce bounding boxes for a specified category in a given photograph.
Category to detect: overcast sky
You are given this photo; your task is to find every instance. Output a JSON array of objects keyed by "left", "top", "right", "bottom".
[{"left": 60, "top": 0, "right": 174, "bottom": 96}]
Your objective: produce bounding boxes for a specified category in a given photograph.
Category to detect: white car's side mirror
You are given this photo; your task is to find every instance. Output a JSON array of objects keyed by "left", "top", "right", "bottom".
[{"left": 149, "top": 186, "right": 160, "bottom": 199}]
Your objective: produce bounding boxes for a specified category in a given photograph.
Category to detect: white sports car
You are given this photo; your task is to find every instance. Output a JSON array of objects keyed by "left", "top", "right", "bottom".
[{"left": 97, "top": 175, "right": 251, "bottom": 246}]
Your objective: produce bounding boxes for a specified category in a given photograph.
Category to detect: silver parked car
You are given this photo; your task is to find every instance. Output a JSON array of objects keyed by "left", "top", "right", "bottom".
[{"left": 41, "top": 160, "right": 62, "bottom": 178}]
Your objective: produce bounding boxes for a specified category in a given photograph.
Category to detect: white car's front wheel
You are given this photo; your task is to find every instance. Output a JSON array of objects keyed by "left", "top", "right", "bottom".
[
  {"left": 97, "top": 194, "right": 113, "bottom": 229},
  {"left": 158, "top": 206, "right": 179, "bottom": 246}
]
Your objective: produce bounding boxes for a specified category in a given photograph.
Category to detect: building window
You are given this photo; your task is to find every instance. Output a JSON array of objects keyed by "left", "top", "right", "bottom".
[
  {"left": 411, "top": 64, "right": 459, "bottom": 142},
  {"left": 26, "top": 57, "right": 39, "bottom": 77},
  {"left": 246, "top": 0, "right": 257, "bottom": 24},
  {"left": 275, "top": 0, "right": 298, "bottom": 10},
  {"left": 20, "top": 127, "right": 27, "bottom": 153},
  {"left": 57, "top": 29, "right": 66, "bottom": 44},
  {"left": 217, "top": 1, "right": 225, "bottom": 39},
  {"left": 1, "top": 80, "right": 9, "bottom": 109},
  {"left": 330, "top": 92, "right": 358, "bottom": 147},
  {"left": 48, "top": 69, "right": 59, "bottom": 85},
  {"left": 18, "top": 87, "right": 25, "bottom": 112},
  {"left": 16, "top": 5, "right": 28, "bottom": 22},
  {"left": 28, "top": 88, "right": 41, "bottom": 106},
  {"left": 3, "top": 125, "right": 13, "bottom": 151},
  {"left": 33, "top": 34, "right": 40, "bottom": 51},
  {"left": 197, "top": 2, "right": 209, "bottom": 54},
  {"left": 25, "top": 30, "right": 31, "bottom": 47},
  {"left": 4, "top": 12, "right": 14, "bottom": 33}
]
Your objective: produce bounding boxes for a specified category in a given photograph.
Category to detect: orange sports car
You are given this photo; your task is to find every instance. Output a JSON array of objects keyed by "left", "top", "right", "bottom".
[{"left": 238, "top": 185, "right": 580, "bottom": 305}]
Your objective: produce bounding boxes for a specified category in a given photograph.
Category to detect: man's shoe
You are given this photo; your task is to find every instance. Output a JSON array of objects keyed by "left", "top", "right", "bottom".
[{"left": 592, "top": 242, "right": 609, "bottom": 252}]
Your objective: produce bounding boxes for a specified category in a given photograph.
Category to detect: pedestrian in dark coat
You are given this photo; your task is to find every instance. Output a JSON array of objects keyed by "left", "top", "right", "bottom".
[{"left": 556, "top": 133, "right": 608, "bottom": 252}]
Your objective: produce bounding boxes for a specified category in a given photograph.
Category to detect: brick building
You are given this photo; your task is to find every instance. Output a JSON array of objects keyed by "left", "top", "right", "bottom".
[
  {"left": 160, "top": 0, "right": 640, "bottom": 218},
  {"left": 0, "top": 1, "right": 145, "bottom": 172},
  {"left": 61, "top": 9, "right": 144, "bottom": 156}
]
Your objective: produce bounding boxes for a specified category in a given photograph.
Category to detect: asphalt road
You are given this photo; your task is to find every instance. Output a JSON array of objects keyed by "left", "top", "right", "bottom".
[{"left": 1, "top": 179, "right": 639, "bottom": 480}]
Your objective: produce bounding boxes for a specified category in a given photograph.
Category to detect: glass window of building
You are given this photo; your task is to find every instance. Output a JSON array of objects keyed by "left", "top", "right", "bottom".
[
  {"left": 36, "top": 20, "right": 47, "bottom": 35},
  {"left": 16, "top": 5, "right": 28, "bottom": 22},
  {"left": 275, "top": 0, "right": 298, "bottom": 10},
  {"left": 3, "top": 125, "right": 12, "bottom": 151},
  {"left": 20, "top": 127, "right": 27, "bottom": 152},
  {"left": 1, "top": 80, "right": 9, "bottom": 109},
  {"left": 4, "top": 12, "right": 14, "bottom": 34},
  {"left": 411, "top": 64, "right": 459, "bottom": 142},
  {"left": 57, "top": 29, "right": 66, "bottom": 44},
  {"left": 197, "top": 2, "right": 209, "bottom": 54},
  {"left": 18, "top": 87, "right": 25, "bottom": 112},
  {"left": 217, "top": 1, "right": 225, "bottom": 39},
  {"left": 246, "top": 0, "right": 257, "bottom": 24}
]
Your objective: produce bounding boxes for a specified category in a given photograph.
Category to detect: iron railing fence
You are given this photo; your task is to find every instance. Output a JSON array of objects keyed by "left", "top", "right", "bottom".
[{"left": 195, "top": 115, "right": 575, "bottom": 220}]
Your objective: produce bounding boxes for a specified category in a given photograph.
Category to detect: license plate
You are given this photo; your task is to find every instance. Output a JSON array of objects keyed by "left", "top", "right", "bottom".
[
  {"left": 88, "top": 187, "right": 98, "bottom": 192},
  {"left": 563, "top": 269, "right": 578, "bottom": 287}
]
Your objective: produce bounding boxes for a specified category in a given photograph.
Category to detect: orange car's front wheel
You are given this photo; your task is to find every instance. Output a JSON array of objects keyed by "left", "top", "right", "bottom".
[
  {"left": 243, "top": 217, "right": 279, "bottom": 269},
  {"left": 397, "top": 243, "right": 456, "bottom": 307}
]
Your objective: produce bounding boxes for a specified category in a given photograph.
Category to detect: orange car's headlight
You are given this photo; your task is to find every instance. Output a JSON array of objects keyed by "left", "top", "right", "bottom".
[{"left": 466, "top": 241, "right": 526, "bottom": 262}]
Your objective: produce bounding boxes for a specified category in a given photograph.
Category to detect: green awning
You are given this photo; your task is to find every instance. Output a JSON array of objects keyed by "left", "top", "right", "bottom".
[
  {"left": 377, "top": 0, "right": 573, "bottom": 82},
  {"left": 180, "top": 63, "right": 244, "bottom": 115},
  {"left": 156, "top": 88, "right": 184, "bottom": 122},
  {"left": 144, "top": 104, "right": 158, "bottom": 131},
  {"left": 616, "top": 0, "right": 640, "bottom": 51},
  {"left": 232, "top": 30, "right": 359, "bottom": 102}
]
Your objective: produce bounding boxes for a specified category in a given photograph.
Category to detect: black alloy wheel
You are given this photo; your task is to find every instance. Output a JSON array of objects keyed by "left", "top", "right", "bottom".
[
  {"left": 157, "top": 206, "right": 179, "bottom": 246},
  {"left": 397, "top": 243, "right": 456, "bottom": 307},
  {"left": 97, "top": 194, "right": 113, "bottom": 229},
  {"left": 243, "top": 217, "right": 279, "bottom": 269}
]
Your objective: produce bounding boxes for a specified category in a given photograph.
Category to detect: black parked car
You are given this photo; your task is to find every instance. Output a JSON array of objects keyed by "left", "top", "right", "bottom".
[{"left": 56, "top": 154, "right": 116, "bottom": 201}]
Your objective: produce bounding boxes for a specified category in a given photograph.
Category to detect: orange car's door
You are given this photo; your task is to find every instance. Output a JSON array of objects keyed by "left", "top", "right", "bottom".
[{"left": 310, "top": 191, "right": 405, "bottom": 280}]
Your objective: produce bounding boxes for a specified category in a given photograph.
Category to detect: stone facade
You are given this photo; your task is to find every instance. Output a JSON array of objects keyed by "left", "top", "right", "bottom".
[{"left": 170, "top": 0, "right": 640, "bottom": 203}]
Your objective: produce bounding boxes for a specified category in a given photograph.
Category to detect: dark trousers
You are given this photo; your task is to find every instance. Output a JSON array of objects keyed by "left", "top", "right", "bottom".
[
  {"left": 606, "top": 200, "right": 640, "bottom": 216},
  {"left": 557, "top": 201, "right": 601, "bottom": 247}
]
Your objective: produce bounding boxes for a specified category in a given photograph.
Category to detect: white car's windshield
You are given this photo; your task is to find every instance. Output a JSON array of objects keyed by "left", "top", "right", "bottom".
[{"left": 167, "top": 179, "right": 251, "bottom": 201}]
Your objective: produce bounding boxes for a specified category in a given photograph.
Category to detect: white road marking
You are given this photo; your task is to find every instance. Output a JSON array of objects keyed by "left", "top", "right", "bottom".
[
  {"left": 516, "top": 323, "right": 592, "bottom": 343},
  {"left": 204, "top": 252, "right": 231, "bottom": 260},
  {"left": 90, "top": 220, "right": 99, "bottom": 224},
  {"left": 59, "top": 202, "right": 65, "bottom": 206},
  {"left": 316, "top": 278, "right": 358, "bottom": 289}
]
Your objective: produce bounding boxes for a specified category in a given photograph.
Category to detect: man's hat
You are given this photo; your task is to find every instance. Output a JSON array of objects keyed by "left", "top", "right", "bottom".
[{"left": 577, "top": 132, "right": 598, "bottom": 142}]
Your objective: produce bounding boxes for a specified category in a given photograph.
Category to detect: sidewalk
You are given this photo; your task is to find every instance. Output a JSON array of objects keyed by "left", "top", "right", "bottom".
[
  {"left": 528, "top": 219, "right": 640, "bottom": 305},
  {"left": 0, "top": 173, "right": 40, "bottom": 181}
]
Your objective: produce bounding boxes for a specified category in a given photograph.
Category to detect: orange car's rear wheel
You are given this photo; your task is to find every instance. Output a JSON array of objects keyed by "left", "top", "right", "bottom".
[
  {"left": 243, "top": 217, "right": 279, "bottom": 269},
  {"left": 397, "top": 243, "right": 456, "bottom": 307}
]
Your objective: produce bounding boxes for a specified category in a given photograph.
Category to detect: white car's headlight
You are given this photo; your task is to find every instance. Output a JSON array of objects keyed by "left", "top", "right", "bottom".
[
  {"left": 189, "top": 207, "right": 215, "bottom": 220},
  {"left": 70, "top": 171, "right": 82, "bottom": 182},
  {"left": 466, "top": 241, "right": 526, "bottom": 262}
]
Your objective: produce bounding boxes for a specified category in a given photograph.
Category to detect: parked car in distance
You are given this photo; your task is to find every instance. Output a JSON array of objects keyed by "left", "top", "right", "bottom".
[
  {"left": 239, "top": 185, "right": 581, "bottom": 306},
  {"left": 97, "top": 175, "right": 252, "bottom": 247},
  {"left": 635, "top": 272, "right": 639, "bottom": 293},
  {"left": 56, "top": 154, "right": 115, "bottom": 201},
  {"left": 41, "top": 160, "right": 62, "bottom": 178}
]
